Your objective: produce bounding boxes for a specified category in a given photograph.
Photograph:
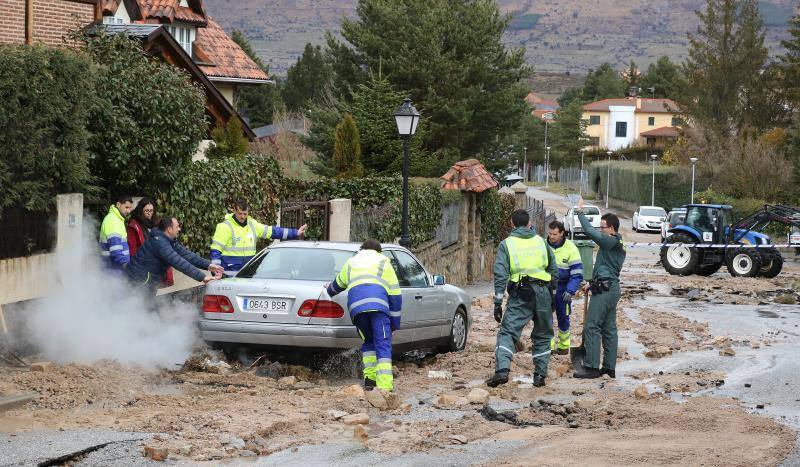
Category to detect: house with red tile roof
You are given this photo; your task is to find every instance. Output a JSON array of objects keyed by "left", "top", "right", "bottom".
[
  {"left": 582, "top": 97, "right": 681, "bottom": 150},
  {"left": 524, "top": 92, "right": 559, "bottom": 121}
]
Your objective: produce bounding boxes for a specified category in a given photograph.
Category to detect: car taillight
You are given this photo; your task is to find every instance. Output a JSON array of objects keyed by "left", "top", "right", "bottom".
[
  {"left": 203, "top": 295, "right": 234, "bottom": 313},
  {"left": 298, "top": 300, "right": 344, "bottom": 318}
]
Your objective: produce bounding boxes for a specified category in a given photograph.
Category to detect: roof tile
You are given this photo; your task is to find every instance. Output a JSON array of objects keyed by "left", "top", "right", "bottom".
[
  {"left": 440, "top": 159, "right": 498, "bottom": 193},
  {"left": 194, "top": 18, "right": 268, "bottom": 81}
]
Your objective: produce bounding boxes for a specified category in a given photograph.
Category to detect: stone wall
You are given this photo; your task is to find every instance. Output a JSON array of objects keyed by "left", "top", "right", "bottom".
[{"left": 412, "top": 240, "right": 495, "bottom": 287}]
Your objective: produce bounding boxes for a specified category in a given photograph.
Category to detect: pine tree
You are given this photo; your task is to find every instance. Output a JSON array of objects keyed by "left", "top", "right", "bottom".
[
  {"left": 332, "top": 114, "right": 364, "bottom": 178},
  {"left": 207, "top": 118, "right": 250, "bottom": 159},
  {"left": 640, "top": 56, "right": 687, "bottom": 99},
  {"left": 231, "top": 30, "right": 282, "bottom": 128},
  {"left": 621, "top": 60, "right": 641, "bottom": 93},
  {"left": 780, "top": 10, "right": 800, "bottom": 105}
]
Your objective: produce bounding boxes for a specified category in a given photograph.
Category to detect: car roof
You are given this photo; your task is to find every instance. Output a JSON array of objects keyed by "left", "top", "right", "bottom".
[
  {"left": 269, "top": 240, "right": 405, "bottom": 252},
  {"left": 638, "top": 206, "right": 666, "bottom": 210},
  {"left": 682, "top": 204, "right": 732, "bottom": 209},
  {"left": 670, "top": 207, "right": 688, "bottom": 212}
]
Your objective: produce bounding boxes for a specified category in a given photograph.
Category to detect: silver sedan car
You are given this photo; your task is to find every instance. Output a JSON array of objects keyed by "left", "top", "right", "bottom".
[{"left": 198, "top": 241, "right": 471, "bottom": 353}]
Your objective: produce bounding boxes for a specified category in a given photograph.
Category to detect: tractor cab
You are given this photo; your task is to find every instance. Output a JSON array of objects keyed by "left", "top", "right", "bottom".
[{"left": 670, "top": 204, "right": 732, "bottom": 243}]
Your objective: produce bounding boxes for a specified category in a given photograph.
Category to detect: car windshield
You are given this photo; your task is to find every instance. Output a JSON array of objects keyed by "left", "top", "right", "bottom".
[
  {"left": 237, "top": 248, "right": 355, "bottom": 281},
  {"left": 641, "top": 208, "right": 666, "bottom": 217}
]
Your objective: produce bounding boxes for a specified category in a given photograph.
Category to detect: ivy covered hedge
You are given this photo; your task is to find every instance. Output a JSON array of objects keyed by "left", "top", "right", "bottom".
[
  {"left": 480, "top": 189, "right": 516, "bottom": 245},
  {"left": 588, "top": 161, "right": 691, "bottom": 210},
  {"left": 159, "top": 156, "right": 283, "bottom": 253}
]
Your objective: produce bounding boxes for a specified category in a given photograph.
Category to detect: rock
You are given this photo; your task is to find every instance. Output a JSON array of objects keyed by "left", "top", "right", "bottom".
[
  {"left": 775, "top": 294, "right": 797, "bottom": 305},
  {"left": 719, "top": 347, "right": 736, "bottom": 357},
  {"left": 568, "top": 422, "right": 580, "bottom": 429},
  {"left": 366, "top": 389, "right": 388, "bottom": 410},
  {"left": 400, "top": 403, "right": 412, "bottom": 413},
  {"left": 178, "top": 445, "right": 193, "bottom": 456},
  {"left": 645, "top": 346, "right": 672, "bottom": 358},
  {"left": 353, "top": 425, "right": 369, "bottom": 441},
  {"left": 224, "top": 385, "right": 237, "bottom": 394},
  {"left": 477, "top": 342, "right": 495, "bottom": 352},
  {"left": 327, "top": 410, "right": 349, "bottom": 420},
  {"left": 634, "top": 385, "right": 649, "bottom": 400},
  {"left": 338, "top": 385, "right": 365, "bottom": 399},
  {"left": 294, "top": 381, "right": 316, "bottom": 389},
  {"left": 144, "top": 446, "right": 168, "bottom": 461},
  {"left": 744, "top": 383, "right": 752, "bottom": 388},
  {"left": 384, "top": 392, "right": 401, "bottom": 410},
  {"left": 203, "top": 359, "right": 231, "bottom": 374},
  {"left": 435, "top": 394, "right": 458, "bottom": 407},
  {"left": 342, "top": 413, "right": 370, "bottom": 425},
  {"left": 467, "top": 388, "right": 490, "bottom": 405},
  {"left": 428, "top": 370, "right": 452, "bottom": 379},
  {"left": 278, "top": 376, "right": 297, "bottom": 387},
  {"left": 449, "top": 435, "right": 468, "bottom": 444},
  {"left": 454, "top": 397, "right": 469, "bottom": 406},
  {"left": 229, "top": 438, "right": 245, "bottom": 450},
  {"left": 219, "top": 433, "right": 233, "bottom": 445},
  {"left": 687, "top": 289, "right": 701, "bottom": 300},
  {"left": 29, "top": 362, "right": 53, "bottom": 372},
  {"left": 756, "top": 404, "right": 765, "bottom": 409}
]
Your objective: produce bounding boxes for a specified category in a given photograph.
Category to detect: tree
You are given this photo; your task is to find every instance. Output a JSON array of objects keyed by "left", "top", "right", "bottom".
[
  {"left": 550, "top": 101, "right": 590, "bottom": 166},
  {"left": 231, "top": 30, "right": 283, "bottom": 127},
  {"left": 640, "top": 56, "right": 687, "bottom": 99},
  {"left": 621, "top": 60, "right": 641, "bottom": 91},
  {"left": 332, "top": 114, "right": 364, "bottom": 178},
  {"left": 0, "top": 45, "right": 97, "bottom": 214},
  {"left": 328, "top": 0, "right": 531, "bottom": 169},
  {"left": 682, "top": 0, "right": 780, "bottom": 136},
  {"left": 282, "top": 43, "right": 333, "bottom": 112},
  {"left": 581, "top": 63, "right": 625, "bottom": 102},
  {"left": 81, "top": 31, "right": 207, "bottom": 196},
  {"left": 557, "top": 87, "right": 584, "bottom": 107},
  {"left": 779, "top": 9, "right": 800, "bottom": 106},
  {"left": 206, "top": 117, "right": 250, "bottom": 159}
]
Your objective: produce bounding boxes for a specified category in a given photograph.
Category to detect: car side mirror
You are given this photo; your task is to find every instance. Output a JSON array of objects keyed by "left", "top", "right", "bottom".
[{"left": 433, "top": 275, "right": 446, "bottom": 286}]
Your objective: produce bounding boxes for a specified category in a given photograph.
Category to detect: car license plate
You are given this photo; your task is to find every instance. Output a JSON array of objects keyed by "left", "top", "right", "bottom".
[{"left": 243, "top": 298, "right": 291, "bottom": 313}]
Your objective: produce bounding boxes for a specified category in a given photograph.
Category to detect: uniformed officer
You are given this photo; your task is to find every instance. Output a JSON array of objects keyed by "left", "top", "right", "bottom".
[
  {"left": 487, "top": 209, "right": 557, "bottom": 388},
  {"left": 327, "top": 240, "right": 402, "bottom": 391},
  {"left": 546, "top": 220, "right": 583, "bottom": 355},
  {"left": 573, "top": 196, "right": 626, "bottom": 379},
  {"left": 210, "top": 199, "right": 307, "bottom": 272}
]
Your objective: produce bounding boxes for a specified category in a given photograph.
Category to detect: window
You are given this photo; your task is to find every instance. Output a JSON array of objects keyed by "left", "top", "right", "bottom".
[
  {"left": 615, "top": 121, "right": 627, "bottom": 138},
  {"left": 589, "top": 115, "right": 600, "bottom": 125},
  {"left": 387, "top": 250, "right": 429, "bottom": 287},
  {"left": 648, "top": 116, "right": 655, "bottom": 126},
  {"left": 641, "top": 208, "right": 667, "bottom": 217},
  {"left": 646, "top": 137, "right": 656, "bottom": 146},
  {"left": 237, "top": 248, "right": 354, "bottom": 281},
  {"left": 167, "top": 25, "right": 194, "bottom": 55},
  {"left": 589, "top": 137, "right": 600, "bottom": 146},
  {"left": 671, "top": 117, "right": 681, "bottom": 126}
]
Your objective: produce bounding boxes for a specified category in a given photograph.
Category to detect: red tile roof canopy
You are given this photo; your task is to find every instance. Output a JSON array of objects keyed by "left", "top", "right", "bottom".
[
  {"left": 138, "top": 0, "right": 206, "bottom": 25},
  {"left": 582, "top": 98, "right": 679, "bottom": 113},
  {"left": 440, "top": 159, "right": 499, "bottom": 193},
  {"left": 640, "top": 126, "right": 679, "bottom": 137}
]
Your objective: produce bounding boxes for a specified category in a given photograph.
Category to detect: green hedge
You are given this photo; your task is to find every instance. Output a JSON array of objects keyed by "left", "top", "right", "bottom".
[
  {"left": 159, "top": 155, "right": 283, "bottom": 253},
  {"left": 480, "top": 189, "right": 515, "bottom": 245},
  {"left": 588, "top": 161, "right": 691, "bottom": 210}
]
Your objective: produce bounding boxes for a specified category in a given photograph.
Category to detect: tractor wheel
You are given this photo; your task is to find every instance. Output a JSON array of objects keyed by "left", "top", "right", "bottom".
[
  {"left": 726, "top": 250, "right": 762, "bottom": 277},
  {"left": 694, "top": 262, "right": 722, "bottom": 276},
  {"left": 759, "top": 254, "right": 783, "bottom": 278},
  {"left": 660, "top": 233, "right": 699, "bottom": 276}
]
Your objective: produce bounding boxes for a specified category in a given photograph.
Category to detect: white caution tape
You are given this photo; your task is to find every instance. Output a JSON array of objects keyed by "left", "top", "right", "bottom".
[{"left": 626, "top": 243, "right": 800, "bottom": 249}]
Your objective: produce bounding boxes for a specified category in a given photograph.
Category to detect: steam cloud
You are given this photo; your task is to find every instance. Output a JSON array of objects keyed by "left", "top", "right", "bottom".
[{"left": 22, "top": 215, "right": 200, "bottom": 368}]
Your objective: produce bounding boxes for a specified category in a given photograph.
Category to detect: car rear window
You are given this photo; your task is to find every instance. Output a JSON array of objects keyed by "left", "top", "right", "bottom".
[
  {"left": 641, "top": 208, "right": 666, "bottom": 217},
  {"left": 669, "top": 212, "right": 686, "bottom": 223},
  {"left": 237, "top": 248, "right": 355, "bottom": 281},
  {"left": 582, "top": 207, "right": 600, "bottom": 216}
]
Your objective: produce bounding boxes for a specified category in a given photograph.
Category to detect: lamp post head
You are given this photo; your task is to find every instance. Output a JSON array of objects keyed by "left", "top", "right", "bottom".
[
  {"left": 607, "top": 150, "right": 612, "bottom": 156},
  {"left": 546, "top": 146, "right": 551, "bottom": 151},
  {"left": 689, "top": 157, "right": 698, "bottom": 164},
  {"left": 650, "top": 154, "right": 658, "bottom": 161},
  {"left": 394, "top": 98, "right": 420, "bottom": 137}
]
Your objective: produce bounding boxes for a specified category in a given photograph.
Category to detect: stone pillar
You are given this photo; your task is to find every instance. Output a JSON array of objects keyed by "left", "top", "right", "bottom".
[
  {"left": 510, "top": 181, "right": 528, "bottom": 210},
  {"left": 56, "top": 193, "right": 83, "bottom": 257},
  {"left": 328, "top": 198, "right": 352, "bottom": 242}
]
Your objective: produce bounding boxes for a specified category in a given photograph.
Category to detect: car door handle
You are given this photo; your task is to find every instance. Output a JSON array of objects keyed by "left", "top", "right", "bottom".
[{"left": 414, "top": 295, "right": 423, "bottom": 300}]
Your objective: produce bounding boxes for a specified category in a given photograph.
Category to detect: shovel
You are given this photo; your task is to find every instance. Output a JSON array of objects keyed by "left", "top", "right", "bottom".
[{"left": 569, "top": 288, "right": 590, "bottom": 370}]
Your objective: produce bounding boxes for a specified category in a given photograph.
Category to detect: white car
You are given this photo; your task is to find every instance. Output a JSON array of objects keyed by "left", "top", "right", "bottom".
[
  {"left": 633, "top": 206, "right": 667, "bottom": 233},
  {"left": 660, "top": 208, "right": 687, "bottom": 242},
  {"left": 563, "top": 205, "right": 601, "bottom": 237}
]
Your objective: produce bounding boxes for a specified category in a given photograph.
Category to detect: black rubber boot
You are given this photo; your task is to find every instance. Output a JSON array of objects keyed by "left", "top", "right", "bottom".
[
  {"left": 486, "top": 369, "right": 510, "bottom": 388},
  {"left": 533, "top": 374, "right": 546, "bottom": 387},
  {"left": 364, "top": 378, "right": 376, "bottom": 390},
  {"left": 555, "top": 348, "right": 569, "bottom": 355},
  {"left": 573, "top": 367, "right": 602, "bottom": 379},
  {"left": 600, "top": 368, "right": 616, "bottom": 378}
]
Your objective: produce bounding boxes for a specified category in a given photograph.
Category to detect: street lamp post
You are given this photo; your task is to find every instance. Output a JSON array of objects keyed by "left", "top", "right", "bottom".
[
  {"left": 545, "top": 146, "right": 551, "bottom": 188},
  {"left": 650, "top": 154, "right": 658, "bottom": 206},
  {"left": 579, "top": 149, "right": 585, "bottom": 196},
  {"left": 394, "top": 98, "right": 420, "bottom": 248},
  {"left": 689, "top": 157, "right": 698, "bottom": 204},
  {"left": 605, "top": 150, "right": 612, "bottom": 209},
  {"left": 523, "top": 146, "right": 528, "bottom": 181}
]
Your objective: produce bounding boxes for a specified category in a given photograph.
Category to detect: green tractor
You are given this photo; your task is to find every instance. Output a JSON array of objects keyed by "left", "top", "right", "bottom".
[{"left": 660, "top": 204, "right": 800, "bottom": 278}]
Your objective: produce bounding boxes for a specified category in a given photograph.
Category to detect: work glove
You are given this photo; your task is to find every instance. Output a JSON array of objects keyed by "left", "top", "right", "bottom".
[
  {"left": 562, "top": 291, "right": 573, "bottom": 304},
  {"left": 493, "top": 302, "right": 503, "bottom": 323}
]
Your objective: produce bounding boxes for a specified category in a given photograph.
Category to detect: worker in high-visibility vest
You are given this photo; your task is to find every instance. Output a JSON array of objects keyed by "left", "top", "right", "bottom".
[
  {"left": 99, "top": 194, "right": 134, "bottom": 274},
  {"left": 327, "top": 240, "right": 402, "bottom": 391},
  {"left": 546, "top": 220, "right": 583, "bottom": 355},
  {"left": 487, "top": 209, "right": 557, "bottom": 388},
  {"left": 210, "top": 199, "right": 306, "bottom": 272}
]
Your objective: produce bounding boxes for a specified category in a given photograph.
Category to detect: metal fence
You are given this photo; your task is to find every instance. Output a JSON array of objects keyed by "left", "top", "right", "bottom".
[
  {"left": 280, "top": 201, "right": 329, "bottom": 241},
  {"left": 528, "top": 164, "right": 588, "bottom": 194},
  {"left": 0, "top": 206, "right": 57, "bottom": 259},
  {"left": 436, "top": 202, "right": 460, "bottom": 248},
  {"left": 525, "top": 196, "right": 556, "bottom": 236}
]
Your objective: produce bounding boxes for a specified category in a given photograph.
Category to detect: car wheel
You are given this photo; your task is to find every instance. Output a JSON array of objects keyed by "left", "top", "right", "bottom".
[
  {"left": 726, "top": 249, "right": 761, "bottom": 277},
  {"left": 443, "top": 307, "right": 468, "bottom": 353}
]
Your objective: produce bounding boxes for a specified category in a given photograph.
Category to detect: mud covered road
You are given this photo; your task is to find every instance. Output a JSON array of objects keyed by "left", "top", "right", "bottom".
[{"left": 1, "top": 189, "right": 799, "bottom": 466}]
